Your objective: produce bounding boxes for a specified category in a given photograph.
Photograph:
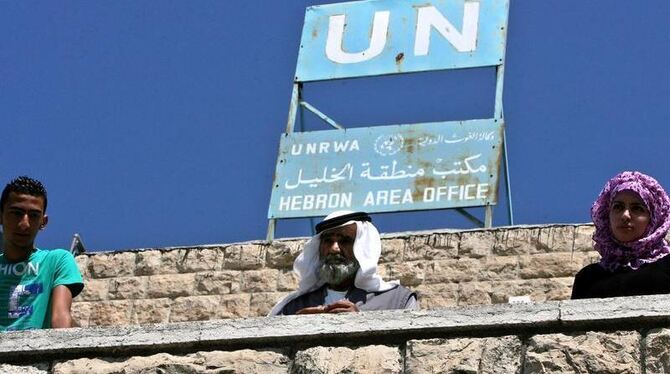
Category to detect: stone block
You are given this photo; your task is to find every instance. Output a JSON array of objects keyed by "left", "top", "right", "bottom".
[
  {"left": 130, "top": 298, "right": 171, "bottom": 325},
  {"left": 402, "top": 236, "right": 427, "bottom": 261},
  {"left": 250, "top": 292, "right": 285, "bottom": 317},
  {"left": 406, "top": 336, "right": 522, "bottom": 374},
  {"left": 580, "top": 251, "right": 601, "bottom": 267},
  {"left": 74, "top": 255, "right": 89, "bottom": 278},
  {"left": 426, "top": 232, "right": 460, "bottom": 259},
  {"left": 190, "top": 350, "right": 289, "bottom": 373},
  {"left": 146, "top": 273, "right": 196, "bottom": 298},
  {"left": 134, "top": 250, "right": 162, "bottom": 275},
  {"left": 88, "top": 252, "right": 136, "bottom": 278},
  {"left": 414, "top": 284, "right": 459, "bottom": 310},
  {"left": 524, "top": 331, "right": 640, "bottom": 373},
  {"left": 170, "top": 295, "right": 222, "bottom": 322},
  {"left": 293, "top": 345, "right": 402, "bottom": 374},
  {"left": 194, "top": 270, "right": 241, "bottom": 295},
  {"left": 53, "top": 350, "right": 289, "bottom": 374},
  {"left": 644, "top": 328, "right": 670, "bottom": 373},
  {"left": 158, "top": 249, "right": 186, "bottom": 274},
  {"left": 108, "top": 276, "right": 147, "bottom": 300},
  {"left": 0, "top": 364, "right": 49, "bottom": 374},
  {"left": 493, "top": 228, "right": 538, "bottom": 256},
  {"left": 219, "top": 294, "right": 251, "bottom": 319},
  {"left": 380, "top": 238, "right": 405, "bottom": 263},
  {"left": 490, "top": 278, "right": 573, "bottom": 304},
  {"left": 425, "top": 259, "right": 480, "bottom": 284},
  {"left": 458, "top": 282, "right": 492, "bottom": 306},
  {"left": 382, "top": 261, "right": 425, "bottom": 286},
  {"left": 53, "top": 355, "right": 188, "bottom": 374},
  {"left": 224, "top": 244, "right": 266, "bottom": 270},
  {"left": 573, "top": 225, "right": 595, "bottom": 252},
  {"left": 76, "top": 278, "right": 108, "bottom": 302},
  {"left": 276, "top": 270, "right": 299, "bottom": 291},
  {"left": 177, "top": 247, "right": 223, "bottom": 273},
  {"left": 265, "top": 240, "right": 303, "bottom": 269},
  {"left": 459, "top": 231, "right": 495, "bottom": 258},
  {"left": 87, "top": 300, "right": 132, "bottom": 326},
  {"left": 479, "top": 256, "right": 519, "bottom": 282},
  {"left": 534, "top": 226, "right": 575, "bottom": 253},
  {"left": 71, "top": 301, "right": 92, "bottom": 328},
  {"left": 519, "top": 253, "right": 583, "bottom": 279},
  {"left": 241, "top": 269, "right": 279, "bottom": 292},
  {"left": 544, "top": 277, "right": 574, "bottom": 301}
]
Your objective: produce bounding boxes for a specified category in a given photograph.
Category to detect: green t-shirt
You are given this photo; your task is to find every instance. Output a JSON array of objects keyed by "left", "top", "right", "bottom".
[{"left": 0, "top": 248, "right": 83, "bottom": 331}]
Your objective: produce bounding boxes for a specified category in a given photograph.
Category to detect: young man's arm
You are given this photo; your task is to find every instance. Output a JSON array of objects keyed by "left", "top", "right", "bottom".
[{"left": 50, "top": 285, "right": 74, "bottom": 328}]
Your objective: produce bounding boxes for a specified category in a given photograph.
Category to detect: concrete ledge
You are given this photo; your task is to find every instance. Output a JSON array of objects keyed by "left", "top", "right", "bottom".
[{"left": 4, "top": 294, "right": 670, "bottom": 363}]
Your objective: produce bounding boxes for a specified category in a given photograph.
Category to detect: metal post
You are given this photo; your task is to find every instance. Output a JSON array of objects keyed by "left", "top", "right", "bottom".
[
  {"left": 484, "top": 205, "right": 493, "bottom": 228},
  {"left": 494, "top": 62, "right": 505, "bottom": 120},
  {"left": 503, "top": 129, "right": 514, "bottom": 225},
  {"left": 285, "top": 83, "right": 300, "bottom": 133},
  {"left": 266, "top": 219, "right": 276, "bottom": 242}
]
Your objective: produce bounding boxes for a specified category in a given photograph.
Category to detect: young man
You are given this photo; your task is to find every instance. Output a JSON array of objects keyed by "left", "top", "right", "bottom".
[
  {"left": 270, "top": 210, "right": 417, "bottom": 316},
  {"left": 0, "top": 176, "right": 83, "bottom": 330}
]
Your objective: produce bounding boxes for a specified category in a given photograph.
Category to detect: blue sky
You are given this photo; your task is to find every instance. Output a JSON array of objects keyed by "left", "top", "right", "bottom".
[{"left": 3, "top": 1, "right": 670, "bottom": 251}]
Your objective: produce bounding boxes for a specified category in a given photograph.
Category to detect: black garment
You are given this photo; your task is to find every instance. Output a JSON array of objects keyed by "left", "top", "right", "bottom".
[
  {"left": 279, "top": 284, "right": 416, "bottom": 315},
  {"left": 571, "top": 255, "right": 670, "bottom": 299}
]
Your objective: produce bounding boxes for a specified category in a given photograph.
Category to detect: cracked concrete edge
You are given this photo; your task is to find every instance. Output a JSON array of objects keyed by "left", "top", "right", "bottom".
[
  {"left": 559, "top": 294, "right": 670, "bottom": 324},
  {"left": 4, "top": 295, "right": 670, "bottom": 362}
]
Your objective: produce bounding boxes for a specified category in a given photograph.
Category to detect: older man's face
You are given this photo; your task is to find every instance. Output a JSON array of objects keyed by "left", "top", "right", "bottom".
[{"left": 318, "top": 223, "right": 359, "bottom": 286}]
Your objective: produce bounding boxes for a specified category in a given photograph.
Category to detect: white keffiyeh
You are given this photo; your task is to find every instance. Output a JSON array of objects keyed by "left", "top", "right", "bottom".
[{"left": 268, "top": 211, "right": 397, "bottom": 316}]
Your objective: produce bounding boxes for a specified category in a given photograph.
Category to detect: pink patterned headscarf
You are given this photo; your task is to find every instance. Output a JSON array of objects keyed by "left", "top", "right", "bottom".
[{"left": 592, "top": 171, "right": 670, "bottom": 271}]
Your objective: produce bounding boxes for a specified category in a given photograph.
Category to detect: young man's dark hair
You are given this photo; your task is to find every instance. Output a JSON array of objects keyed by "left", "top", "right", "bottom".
[{"left": 0, "top": 176, "right": 48, "bottom": 212}]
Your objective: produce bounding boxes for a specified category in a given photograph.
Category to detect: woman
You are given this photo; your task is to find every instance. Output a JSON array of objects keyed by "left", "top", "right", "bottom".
[{"left": 571, "top": 171, "right": 670, "bottom": 299}]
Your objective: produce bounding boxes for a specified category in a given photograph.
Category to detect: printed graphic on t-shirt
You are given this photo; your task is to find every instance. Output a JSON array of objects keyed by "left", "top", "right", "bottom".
[{"left": 8, "top": 282, "right": 43, "bottom": 318}]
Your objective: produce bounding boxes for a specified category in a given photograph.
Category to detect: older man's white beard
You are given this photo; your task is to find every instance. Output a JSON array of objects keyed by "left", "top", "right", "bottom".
[{"left": 318, "top": 255, "right": 359, "bottom": 286}]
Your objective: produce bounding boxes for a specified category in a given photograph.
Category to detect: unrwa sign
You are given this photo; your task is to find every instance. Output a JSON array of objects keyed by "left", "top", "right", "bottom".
[
  {"left": 268, "top": 119, "right": 503, "bottom": 219},
  {"left": 295, "top": 0, "right": 509, "bottom": 82}
]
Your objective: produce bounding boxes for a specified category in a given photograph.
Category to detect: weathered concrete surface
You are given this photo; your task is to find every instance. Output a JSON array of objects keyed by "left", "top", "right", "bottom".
[
  {"left": 5, "top": 294, "right": 670, "bottom": 372},
  {"left": 9, "top": 294, "right": 670, "bottom": 362},
  {"left": 0, "top": 302, "right": 559, "bottom": 362},
  {"left": 559, "top": 294, "right": 670, "bottom": 327}
]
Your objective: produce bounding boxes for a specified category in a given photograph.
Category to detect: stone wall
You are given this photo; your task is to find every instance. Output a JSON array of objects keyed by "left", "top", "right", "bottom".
[
  {"left": 5, "top": 294, "right": 670, "bottom": 373},
  {"left": 71, "top": 224, "right": 598, "bottom": 327}
]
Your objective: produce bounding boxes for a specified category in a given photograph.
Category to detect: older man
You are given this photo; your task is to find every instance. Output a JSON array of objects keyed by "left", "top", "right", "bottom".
[{"left": 270, "top": 211, "right": 417, "bottom": 315}]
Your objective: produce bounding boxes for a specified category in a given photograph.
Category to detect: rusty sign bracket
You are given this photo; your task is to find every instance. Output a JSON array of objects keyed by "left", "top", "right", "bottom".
[
  {"left": 299, "top": 100, "right": 343, "bottom": 129},
  {"left": 456, "top": 208, "right": 485, "bottom": 227}
]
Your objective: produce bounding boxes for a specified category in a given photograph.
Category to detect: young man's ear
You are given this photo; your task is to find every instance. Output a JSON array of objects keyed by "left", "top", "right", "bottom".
[{"left": 40, "top": 215, "right": 49, "bottom": 230}]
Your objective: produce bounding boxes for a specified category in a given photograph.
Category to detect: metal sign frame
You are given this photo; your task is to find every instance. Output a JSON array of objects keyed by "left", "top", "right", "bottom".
[{"left": 267, "top": 0, "right": 513, "bottom": 240}]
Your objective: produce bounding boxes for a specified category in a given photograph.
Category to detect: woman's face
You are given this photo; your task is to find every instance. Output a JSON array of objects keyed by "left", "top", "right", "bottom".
[{"left": 609, "top": 190, "right": 650, "bottom": 243}]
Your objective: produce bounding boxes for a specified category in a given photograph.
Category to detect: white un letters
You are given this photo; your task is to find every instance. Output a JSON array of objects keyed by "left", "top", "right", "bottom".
[{"left": 325, "top": 2, "right": 480, "bottom": 64}]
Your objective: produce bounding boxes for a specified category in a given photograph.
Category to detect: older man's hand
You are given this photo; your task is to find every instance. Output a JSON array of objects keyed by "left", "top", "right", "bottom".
[
  {"left": 295, "top": 305, "right": 327, "bottom": 314},
  {"left": 294, "top": 300, "right": 360, "bottom": 314},
  {"left": 324, "top": 300, "right": 359, "bottom": 313}
]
